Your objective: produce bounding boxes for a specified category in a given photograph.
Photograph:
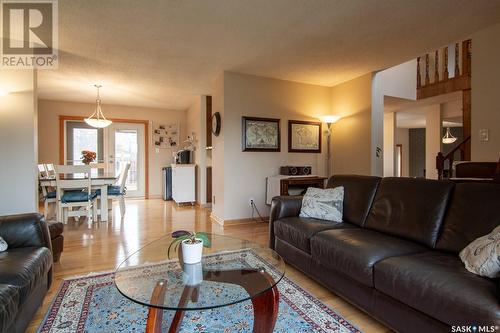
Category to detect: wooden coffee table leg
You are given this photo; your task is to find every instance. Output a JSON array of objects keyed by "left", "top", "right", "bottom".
[
  {"left": 251, "top": 284, "right": 279, "bottom": 333},
  {"left": 146, "top": 280, "right": 167, "bottom": 333}
]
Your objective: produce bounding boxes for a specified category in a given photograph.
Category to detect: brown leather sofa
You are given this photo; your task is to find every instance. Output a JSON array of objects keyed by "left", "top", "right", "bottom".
[
  {"left": 0, "top": 213, "right": 53, "bottom": 333},
  {"left": 270, "top": 175, "right": 500, "bottom": 333}
]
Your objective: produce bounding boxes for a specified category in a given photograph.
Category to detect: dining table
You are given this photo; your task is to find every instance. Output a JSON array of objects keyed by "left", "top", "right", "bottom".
[{"left": 39, "top": 170, "right": 118, "bottom": 222}]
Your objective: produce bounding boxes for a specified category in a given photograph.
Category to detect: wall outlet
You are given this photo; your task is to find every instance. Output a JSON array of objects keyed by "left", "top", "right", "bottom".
[{"left": 248, "top": 198, "right": 255, "bottom": 207}]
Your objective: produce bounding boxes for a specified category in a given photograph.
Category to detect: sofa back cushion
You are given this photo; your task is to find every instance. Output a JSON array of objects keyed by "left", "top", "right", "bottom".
[
  {"left": 326, "top": 175, "right": 381, "bottom": 227},
  {"left": 436, "top": 182, "right": 500, "bottom": 253},
  {"left": 365, "top": 177, "right": 454, "bottom": 247}
]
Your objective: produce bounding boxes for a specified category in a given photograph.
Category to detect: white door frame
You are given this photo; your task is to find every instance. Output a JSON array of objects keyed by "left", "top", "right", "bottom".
[{"left": 106, "top": 122, "right": 146, "bottom": 198}]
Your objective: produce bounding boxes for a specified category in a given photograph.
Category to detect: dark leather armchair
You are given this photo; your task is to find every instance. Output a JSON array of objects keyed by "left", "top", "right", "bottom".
[{"left": 0, "top": 213, "right": 53, "bottom": 333}]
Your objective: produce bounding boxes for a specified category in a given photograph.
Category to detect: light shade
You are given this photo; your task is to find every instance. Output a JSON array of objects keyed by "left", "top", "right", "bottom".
[
  {"left": 442, "top": 127, "right": 457, "bottom": 144},
  {"left": 85, "top": 84, "right": 112, "bottom": 128},
  {"left": 84, "top": 118, "right": 113, "bottom": 128},
  {"left": 320, "top": 115, "right": 341, "bottom": 124}
]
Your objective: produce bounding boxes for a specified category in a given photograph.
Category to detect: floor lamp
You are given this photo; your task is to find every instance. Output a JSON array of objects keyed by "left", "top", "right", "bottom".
[{"left": 321, "top": 115, "right": 341, "bottom": 177}]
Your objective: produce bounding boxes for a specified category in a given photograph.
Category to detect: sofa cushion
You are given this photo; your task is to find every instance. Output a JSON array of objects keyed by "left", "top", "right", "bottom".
[
  {"left": 299, "top": 186, "right": 344, "bottom": 222},
  {"left": 365, "top": 177, "right": 454, "bottom": 247},
  {"left": 326, "top": 175, "right": 381, "bottom": 227},
  {"left": 310, "top": 229, "right": 426, "bottom": 287},
  {"left": 0, "top": 284, "right": 20, "bottom": 333},
  {"left": 374, "top": 251, "right": 500, "bottom": 326},
  {"left": 0, "top": 247, "right": 52, "bottom": 303},
  {"left": 274, "top": 217, "right": 357, "bottom": 253},
  {"left": 436, "top": 182, "right": 500, "bottom": 253}
]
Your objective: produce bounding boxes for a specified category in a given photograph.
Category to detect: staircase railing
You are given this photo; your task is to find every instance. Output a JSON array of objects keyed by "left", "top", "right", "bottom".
[
  {"left": 436, "top": 136, "right": 471, "bottom": 180},
  {"left": 417, "top": 39, "right": 471, "bottom": 99}
]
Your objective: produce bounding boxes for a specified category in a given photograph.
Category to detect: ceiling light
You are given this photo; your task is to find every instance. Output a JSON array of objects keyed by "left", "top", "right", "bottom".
[
  {"left": 85, "top": 85, "right": 112, "bottom": 128},
  {"left": 442, "top": 127, "right": 457, "bottom": 144},
  {"left": 0, "top": 89, "right": 9, "bottom": 97}
]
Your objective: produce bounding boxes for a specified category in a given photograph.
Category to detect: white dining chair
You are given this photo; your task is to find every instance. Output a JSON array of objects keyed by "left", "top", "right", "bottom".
[
  {"left": 45, "top": 163, "right": 56, "bottom": 178},
  {"left": 38, "top": 164, "right": 56, "bottom": 219},
  {"left": 55, "top": 164, "right": 98, "bottom": 223},
  {"left": 98, "top": 162, "right": 130, "bottom": 218},
  {"left": 38, "top": 164, "right": 48, "bottom": 178}
]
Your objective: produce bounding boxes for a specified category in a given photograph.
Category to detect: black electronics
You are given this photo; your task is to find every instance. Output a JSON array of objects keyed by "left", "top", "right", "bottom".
[{"left": 280, "top": 166, "right": 312, "bottom": 176}]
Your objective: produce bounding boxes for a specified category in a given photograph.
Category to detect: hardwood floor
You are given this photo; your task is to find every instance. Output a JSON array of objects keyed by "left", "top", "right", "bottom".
[{"left": 28, "top": 199, "right": 391, "bottom": 333}]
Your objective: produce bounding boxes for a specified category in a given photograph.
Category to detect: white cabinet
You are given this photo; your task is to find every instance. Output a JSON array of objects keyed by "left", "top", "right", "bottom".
[{"left": 171, "top": 164, "right": 195, "bottom": 204}]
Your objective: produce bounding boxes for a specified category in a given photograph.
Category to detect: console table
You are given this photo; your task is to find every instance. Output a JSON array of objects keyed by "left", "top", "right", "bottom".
[{"left": 266, "top": 175, "right": 327, "bottom": 204}]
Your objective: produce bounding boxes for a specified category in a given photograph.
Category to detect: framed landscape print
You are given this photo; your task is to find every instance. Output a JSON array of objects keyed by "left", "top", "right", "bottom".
[
  {"left": 242, "top": 117, "right": 281, "bottom": 152},
  {"left": 288, "top": 120, "right": 322, "bottom": 153}
]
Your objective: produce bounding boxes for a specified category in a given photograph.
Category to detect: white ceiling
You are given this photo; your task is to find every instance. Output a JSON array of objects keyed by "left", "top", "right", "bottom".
[{"left": 38, "top": 0, "right": 500, "bottom": 110}]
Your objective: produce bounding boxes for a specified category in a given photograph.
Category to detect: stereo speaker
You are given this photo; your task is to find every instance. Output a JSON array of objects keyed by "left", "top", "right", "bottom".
[{"left": 280, "top": 166, "right": 312, "bottom": 176}]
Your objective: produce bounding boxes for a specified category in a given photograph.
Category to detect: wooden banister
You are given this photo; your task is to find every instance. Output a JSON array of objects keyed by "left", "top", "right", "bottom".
[
  {"left": 417, "top": 39, "right": 471, "bottom": 99},
  {"left": 436, "top": 135, "right": 471, "bottom": 180}
]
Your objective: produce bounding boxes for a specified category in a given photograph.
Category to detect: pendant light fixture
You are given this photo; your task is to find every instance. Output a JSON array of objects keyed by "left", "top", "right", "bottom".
[
  {"left": 85, "top": 84, "right": 112, "bottom": 128},
  {"left": 442, "top": 127, "right": 457, "bottom": 144}
]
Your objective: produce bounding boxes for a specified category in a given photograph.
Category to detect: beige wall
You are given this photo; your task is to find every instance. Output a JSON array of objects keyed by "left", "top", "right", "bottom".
[
  {"left": 383, "top": 112, "right": 396, "bottom": 177},
  {"left": 395, "top": 128, "right": 410, "bottom": 177},
  {"left": 471, "top": 22, "right": 500, "bottom": 161},
  {"left": 37, "top": 99, "right": 187, "bottom": 197},
  {"left": 186, "top": 96, "right": 208, "bottom": 204},
  {"left": 331, "top": 73, "right": 373, "bottom": 176},
  {"left": 212, "top": 72, "right": 331, "bottom": 221},
  {"left": 0, "top": 70, "right": 38, "bottom": 215},
  {"left": 211, "top": 74, "right": 225, "bottom": 222},
  {"left": 425, "top": 105, "right": 442, "bottom": 179}
]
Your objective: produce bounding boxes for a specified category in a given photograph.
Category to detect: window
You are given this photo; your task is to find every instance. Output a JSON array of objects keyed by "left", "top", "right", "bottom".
[{"left": 66, "top": 121, "right": 103, "bottom": 164}]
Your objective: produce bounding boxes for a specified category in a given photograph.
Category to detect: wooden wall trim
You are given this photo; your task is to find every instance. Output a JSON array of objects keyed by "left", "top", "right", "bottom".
[{"left": 58, "top": 115, "right": 150, "bottom": 198}]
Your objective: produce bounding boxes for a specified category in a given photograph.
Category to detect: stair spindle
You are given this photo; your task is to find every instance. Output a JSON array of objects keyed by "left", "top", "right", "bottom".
[
  {"left": 443, "top": 47, "right": 449, "bottom": 80},
  {"left": 425, "top": 54, "right": 430, "bottom": 85},
  {"left": 455, "top": 43, "right": 460, "bottom": 77},
  {"left": 417, "top": 57, "right": 421, "bottom": 87},
  {"left": 434, "top": 50, "right": 439, "bottom": 83}
]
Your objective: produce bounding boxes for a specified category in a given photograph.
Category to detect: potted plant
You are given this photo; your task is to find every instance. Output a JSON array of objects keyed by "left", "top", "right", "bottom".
[
  {"left": 168, "top": 230, "right": 211, "bottom": 264},
  {"left": 81, "top": 150, "right": 97, "bottom": 165}
]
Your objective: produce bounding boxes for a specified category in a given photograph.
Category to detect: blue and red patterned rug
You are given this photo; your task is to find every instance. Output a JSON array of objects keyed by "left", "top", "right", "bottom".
[{"left": 37, "top": 250, "right": 361, "bottom": 333}]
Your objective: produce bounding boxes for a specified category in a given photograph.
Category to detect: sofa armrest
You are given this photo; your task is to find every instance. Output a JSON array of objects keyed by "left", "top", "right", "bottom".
[
  {"left": 269, "top": 196, "right": 303, "bottom": 249},
  {"left": 0, "top": 213, "right": 52, "bottom": 252}
]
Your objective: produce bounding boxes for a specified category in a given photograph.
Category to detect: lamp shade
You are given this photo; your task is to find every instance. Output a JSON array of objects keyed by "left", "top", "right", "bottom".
[
  {"left": 84, "top": 118, "right": 112, "bottom": 128},
  {"left": 442, "top": 127, "right": 457, "bottom": 144},
  {"left": 320, "top": 115, "right": 341, "bottom": 124}
]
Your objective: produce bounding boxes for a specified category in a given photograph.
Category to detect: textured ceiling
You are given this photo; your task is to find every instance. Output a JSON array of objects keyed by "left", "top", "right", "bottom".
[{"left": 38, "top": 0, "right": 500, "bottom": 110}]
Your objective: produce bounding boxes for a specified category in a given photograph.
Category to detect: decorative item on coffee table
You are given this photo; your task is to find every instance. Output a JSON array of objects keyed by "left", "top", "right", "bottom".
[{"left": 168, "top": 230, "right": 211, "bottom": 264}]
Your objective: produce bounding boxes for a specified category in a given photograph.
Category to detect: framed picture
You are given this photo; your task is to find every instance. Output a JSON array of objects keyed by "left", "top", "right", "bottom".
[
  {"left": 242, "top": 117, "right": 281, "bottom": 152},
  {"left": 288, "top": 120, "right": 322, "bottom": 153}
]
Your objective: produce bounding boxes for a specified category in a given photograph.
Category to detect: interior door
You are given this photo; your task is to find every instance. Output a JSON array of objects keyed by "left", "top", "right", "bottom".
[{"left": 107, "top": 123, "right": 145, "bottom": 197}]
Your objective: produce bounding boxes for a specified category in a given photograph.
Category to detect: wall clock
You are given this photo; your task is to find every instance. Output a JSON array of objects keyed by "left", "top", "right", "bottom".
[{"left": 211, "top": 112, "right": 221, "bottom": 136}]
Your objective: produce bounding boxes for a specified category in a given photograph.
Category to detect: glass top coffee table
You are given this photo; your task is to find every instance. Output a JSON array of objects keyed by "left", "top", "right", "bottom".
[{"left": 114, "top": 233, "right": 285, "bottom": 333}]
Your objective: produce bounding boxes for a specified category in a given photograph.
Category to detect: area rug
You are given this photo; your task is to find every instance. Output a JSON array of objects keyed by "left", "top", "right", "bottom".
[{"left": 37, "top": 249, "right": 362, "bottom": 333}]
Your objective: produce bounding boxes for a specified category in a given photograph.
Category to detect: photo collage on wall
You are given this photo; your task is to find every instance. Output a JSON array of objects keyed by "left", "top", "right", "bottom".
[{"left": 153, "top": 123, "right": 179, "bottom": 149}]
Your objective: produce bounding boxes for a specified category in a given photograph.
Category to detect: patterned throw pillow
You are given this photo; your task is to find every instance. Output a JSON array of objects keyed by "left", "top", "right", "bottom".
[
  {"left": 459, "top": 225, "right": 500, "bottom": 278},
  {"left": 0, "top": 237, "right": 7, "bottom": 252},
  {"left": 299, "top": 186, "right": 344, "bottom": 222}
]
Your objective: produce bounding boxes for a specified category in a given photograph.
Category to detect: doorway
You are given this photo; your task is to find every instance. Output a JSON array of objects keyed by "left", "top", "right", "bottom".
[
  {"left": 62, "top": 117, "right": 148, "bottom": 198},
  {"left": 107, "top": 123, "right": 145, "bottom": 197}
]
